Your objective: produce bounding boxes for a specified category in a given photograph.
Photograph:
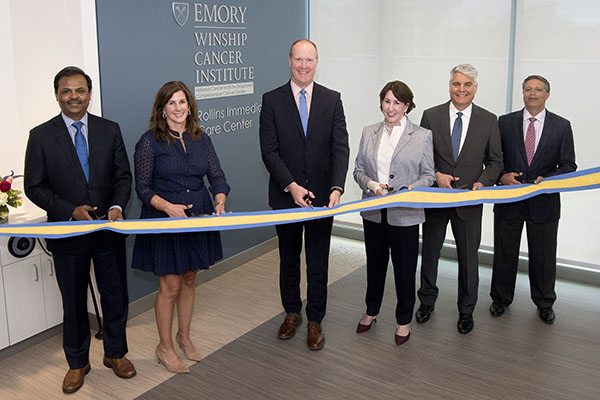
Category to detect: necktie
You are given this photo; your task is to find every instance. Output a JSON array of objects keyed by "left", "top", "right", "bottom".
[
  {"left": 73, "top": 121, "right": 89, "bottom": 182},
  {"left": 525, "top": 117, "right": 536, "bottom": 166},
  {"left": 451, "top": 111, "right": 463, "bottom": 160},
  {"left": 299, "top": 89, "right": 308, "bottom": 135}
]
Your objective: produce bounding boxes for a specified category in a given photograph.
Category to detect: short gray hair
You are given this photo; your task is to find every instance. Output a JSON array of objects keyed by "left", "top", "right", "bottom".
[
  {"left": 522, "top": 75, "right": 550, "bottom": 93},
  {"left": 450, "top": 63, "right": 478, "bottom": 84}
]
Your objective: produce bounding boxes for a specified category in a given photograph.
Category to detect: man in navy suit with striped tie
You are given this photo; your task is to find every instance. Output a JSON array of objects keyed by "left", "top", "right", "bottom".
[
  {"left": 25, "top": 66, "right": 135, "bottom": 393},
  {"left": 489, "top": 75, "right": 576, "bottom": 324}
]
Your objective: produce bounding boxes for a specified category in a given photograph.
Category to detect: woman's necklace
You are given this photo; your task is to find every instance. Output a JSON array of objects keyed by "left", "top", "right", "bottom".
[{"left": 168, "top": 130, "right": 183, "bottom": 140}]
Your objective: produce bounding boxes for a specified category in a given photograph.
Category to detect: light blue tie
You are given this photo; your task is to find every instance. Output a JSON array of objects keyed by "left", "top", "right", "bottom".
[
  {"left": 299, "top": 89, "right": 308, "bottom": 135},
  {"left": 73, "top": 121, "right": 89, "bottom": 182},
  {"left": 451, "top": 111, "right": 463, "bottom": 161}
]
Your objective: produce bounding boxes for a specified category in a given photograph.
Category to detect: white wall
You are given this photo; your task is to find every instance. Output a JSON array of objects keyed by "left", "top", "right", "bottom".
[
  {"left": 0, "top": 0, "right": 100, "bottom": 177},
  {"left": 311, "top": 0, "right": 600, "bottom": 267}
]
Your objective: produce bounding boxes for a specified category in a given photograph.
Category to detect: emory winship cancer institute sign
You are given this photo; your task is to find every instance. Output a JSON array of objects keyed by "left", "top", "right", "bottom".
[{"left": 171, "top": 2, "right": 260, "bottom": 136}]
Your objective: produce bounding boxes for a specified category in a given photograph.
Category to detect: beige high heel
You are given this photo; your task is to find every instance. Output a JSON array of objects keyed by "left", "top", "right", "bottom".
[
  {"left": 176, "top": 334, "right": 202, "bottom": 361},
  {"left": 155, "top": 347, "right": 190, "bottom": 374}
]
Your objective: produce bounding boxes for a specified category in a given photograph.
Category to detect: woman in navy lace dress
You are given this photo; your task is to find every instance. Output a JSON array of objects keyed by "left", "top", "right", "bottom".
[{"left": 132, "top": 81, "right": 230, "bottom": 373}]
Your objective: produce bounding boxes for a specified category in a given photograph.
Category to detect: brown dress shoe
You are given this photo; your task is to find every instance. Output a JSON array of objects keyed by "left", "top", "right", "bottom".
[
  {"left": 278, "top": 312, "right": 303, "bottom": 340},
  {"left": 103, "top": 356, "right": 137, "bottom": 378},
  {"left": 307, "top": 321, "right": 325, "bottom": 350},
  {"left": 62, "top": 363, "right": 91, "bottom": 393}
]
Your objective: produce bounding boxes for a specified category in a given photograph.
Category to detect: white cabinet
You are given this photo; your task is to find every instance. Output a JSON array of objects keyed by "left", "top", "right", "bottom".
[
  {"left": 0, "top": 267, "right": 9, "bottom": 349},
  {"left": 0, "top": 236, "right": 63, "bottom": 348},
  {"left": 41, "top": 256, "right": 63, "bottom": 328},
  {"left": 3, "top": 256, "right": 48, "bottom": 344}
]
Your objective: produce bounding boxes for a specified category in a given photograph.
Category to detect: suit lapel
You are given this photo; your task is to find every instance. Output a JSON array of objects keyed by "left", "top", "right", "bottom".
[
  {"left": 436, "top": 102, "right": 453, "bottom": 161},
  {"left": 51, "top": 115, "right": 88, "bottom": 184},
  {"left": 513, "top": 110, "right": 528, "bottom": 166},
  {"left": 281, "top": 83, "right": 306, "bottom": 140},
  {"left": 532, "top": 110, "right": 556, "bottom": 167},
  {"left": 459, "top": 104, "right": 481, "bottom": 162},
  {"left": 306, "top": 83, "right": 322, "bottom": 139},
  {"left": 87, "top": 115, "right": 99, "bottom": 184},
  {"left": 369, "top": 123, "right": 384, "bottom": 173},
  {"left": 392, "top": 118, "right": 414, "bottom": 159}
]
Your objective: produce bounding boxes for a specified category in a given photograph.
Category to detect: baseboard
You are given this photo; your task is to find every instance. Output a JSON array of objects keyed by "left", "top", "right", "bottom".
[{"left": 332, "top": 221, "right": 600, "bottom": 287}]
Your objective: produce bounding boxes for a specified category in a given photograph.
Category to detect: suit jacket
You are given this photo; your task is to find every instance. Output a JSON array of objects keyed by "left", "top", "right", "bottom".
[
  {"left": 24, "top": 113, "right": 132, "bottom": 252},
  {"left": 421, "top": 101, "right": 503, "bottom": 220},
  {"left": 259, "top": 81, "right": 349, "bottom": 209},
  {"left": 354, "top": 118, "right": 435, "bottom": 226},
  {"left": 493, "top": 109, "right": 576, "bottom": 223}
]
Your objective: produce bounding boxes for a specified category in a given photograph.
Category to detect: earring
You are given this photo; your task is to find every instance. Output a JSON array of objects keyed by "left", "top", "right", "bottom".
[
  {"left": 162, "top": 112, "right": 166, "bottom": 119},
  {"left": 188, "top": 110, "right": 191, "bottom": 116}
]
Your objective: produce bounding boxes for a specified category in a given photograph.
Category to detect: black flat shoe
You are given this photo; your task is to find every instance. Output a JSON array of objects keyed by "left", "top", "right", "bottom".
[
  {"left": 538, "top": 307, "right": 555, "bottom": 324},
  {"left": 415, "top": 304, "right": 434, "bottom": 323},
  {"left": 489, "top": 302, "right": 507, "bottom": 317},
  {"left": 457, "top": 313, "right": 474, "bottom": 334},
  {"left": 356, "top": 315, "right": 376, "bottom": 333}
]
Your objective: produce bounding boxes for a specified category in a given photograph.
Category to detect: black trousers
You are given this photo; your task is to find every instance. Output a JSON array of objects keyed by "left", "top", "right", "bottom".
[
  {"left": 491, "top": 209, "right": 559, "bottom": 309},
  {"left": 52, "top": 232, "right": 129, "bottom": 369},
  {"left": 363, "top": 211, "right": 419, "bottom": 325},
  {"left": 275, "top": 217, "right": 333, "bottom": 323},
  {"left": 418, "top": 207, "right": 482, "bottom": 314}
]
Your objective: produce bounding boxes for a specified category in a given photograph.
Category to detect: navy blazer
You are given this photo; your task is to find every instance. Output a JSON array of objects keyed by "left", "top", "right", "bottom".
[
  {"left": 493, "top": 109, "right": 576, "bottom": 223},
  {"left": 259, "top": 81, "right": 349, "bottom": 209},
  {"left": 24, "top": 113, "right": 132, "bottom": 251},
  {"left": 421, "top": 101, "right": 503, "bottom": 220}
]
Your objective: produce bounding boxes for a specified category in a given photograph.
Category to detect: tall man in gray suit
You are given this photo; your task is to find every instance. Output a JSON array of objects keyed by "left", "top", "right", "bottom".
[
  {"left": 490, "top": 75, "right": 576, "bottom": 324},
  {"left": 260, "top": 39, "right": 349, "bottom": 350},
  {"left": 415, "top": 64, "right": 503, "bottom": 334}
]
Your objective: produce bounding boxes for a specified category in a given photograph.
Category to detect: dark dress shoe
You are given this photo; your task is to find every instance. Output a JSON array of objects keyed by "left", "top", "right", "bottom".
[
  {"left": 457, "top": 313, "right": 474, "bottom": 334},
  {"left": 278, "top": 312, "right": 303, "bottom": 339},
  {"left": 103, "top": 356, "right": 137, "bottom": 378},
  {"left": 415, "top": 304, "right": 434, "bottom": 323},
  {"left": 538, "top": 307, "right": 555, "bottom": 324},
  {"left": 394, "top": 332, "right": 411, "bottom": 346},
  {"left": 489, "top": 301, "right": 507, "bottom": 317},
  {"left": 307, "top": 321, "right": 325, "bottom": 350},
  {"left": 356, "top": 315, "right": 376, "bottom": 333},
  {"left": 62, "top": 363, "right": 91, "bottom": 393}
]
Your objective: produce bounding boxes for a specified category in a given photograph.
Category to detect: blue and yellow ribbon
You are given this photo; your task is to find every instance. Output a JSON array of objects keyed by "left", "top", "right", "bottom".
[{"left": 1, "top": 167, "right": 599, "bottom": 239}]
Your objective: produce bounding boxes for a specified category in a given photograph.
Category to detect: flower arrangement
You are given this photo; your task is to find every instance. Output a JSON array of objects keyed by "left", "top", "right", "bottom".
[{"left": 0, "top": 171, "right": 23, "bottom": 221}]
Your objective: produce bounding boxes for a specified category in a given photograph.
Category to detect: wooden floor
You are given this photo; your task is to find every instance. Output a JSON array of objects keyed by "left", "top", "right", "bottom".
[{"left": 0, "top": 236, "right": 599, "bottom": 399}]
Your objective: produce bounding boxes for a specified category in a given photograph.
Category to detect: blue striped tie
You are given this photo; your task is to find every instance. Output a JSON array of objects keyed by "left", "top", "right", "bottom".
[
  {"left": 72, "top": 121, "right": 89, "bottom": 182},
  {"left": 299, "top": 89, "right": 308, "bottom": 135},
  {"left": 451, "top": 111, "right": 463, "bottom": 160}
]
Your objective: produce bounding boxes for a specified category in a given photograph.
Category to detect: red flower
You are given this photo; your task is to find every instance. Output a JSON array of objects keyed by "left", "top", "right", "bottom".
[{"left": 0, "top": 180, "right": 10, "bottom": 193}]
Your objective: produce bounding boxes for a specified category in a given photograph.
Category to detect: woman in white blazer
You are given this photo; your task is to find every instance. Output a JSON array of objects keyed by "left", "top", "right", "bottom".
[{"left": 353, "top": 80, "right": 435, "bottom": 345}]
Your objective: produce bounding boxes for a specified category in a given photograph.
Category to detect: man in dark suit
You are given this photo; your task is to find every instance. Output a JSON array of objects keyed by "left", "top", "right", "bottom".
[
  {"left": 260, "top": 39, "right": 349, "bottom": 350},
  {"left": 415, "top": 63, "right": 503, "bottom": 334},
  {"left": 24, "top": 66, "right": 135, "bottom": 393},
  {"left": 490, "top": 75, "right": 576, "bottom": 324}
]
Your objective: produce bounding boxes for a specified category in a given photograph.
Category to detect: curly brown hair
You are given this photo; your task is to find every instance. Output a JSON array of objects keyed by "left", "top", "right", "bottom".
[{"left": 149, "top": 81, "right": 202, "bottom": 143}]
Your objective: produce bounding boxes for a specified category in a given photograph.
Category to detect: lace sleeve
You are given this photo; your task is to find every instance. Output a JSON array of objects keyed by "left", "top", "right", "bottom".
[
  {"left": 204, "top": 134, "right": 231, "bottom": 197},
  {"left": 134, "top": 133, "right": 157, "bottom": 206}
]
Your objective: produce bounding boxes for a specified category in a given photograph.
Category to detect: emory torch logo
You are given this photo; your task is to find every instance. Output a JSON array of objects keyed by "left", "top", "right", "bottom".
[{"left": 172, "top": 2, "right": 189, "bottom": 27}]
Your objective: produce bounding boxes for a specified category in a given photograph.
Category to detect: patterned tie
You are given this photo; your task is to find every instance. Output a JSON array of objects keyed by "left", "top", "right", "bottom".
[
  {"left": 299, "top": 89, "right": 308, "bottom": 135},
  {"left": 451, "top": 111, "right": 463, "bottom": 160},
  {"left": 73, "top": 121, "right": 89, "bottom": 182},
  {"left": 525, "top": 117, "right": 536, "bottom": 166}
]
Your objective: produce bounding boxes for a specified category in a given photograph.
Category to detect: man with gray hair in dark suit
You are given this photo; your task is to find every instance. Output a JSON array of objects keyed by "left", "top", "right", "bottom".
[{"left": 415, "top": 63, "right": 503, "bottom": 334}]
